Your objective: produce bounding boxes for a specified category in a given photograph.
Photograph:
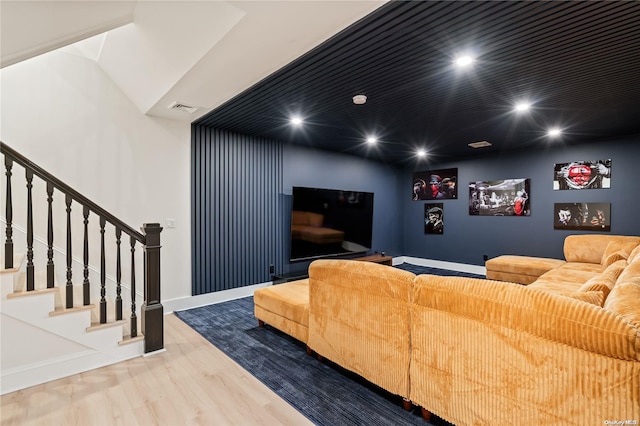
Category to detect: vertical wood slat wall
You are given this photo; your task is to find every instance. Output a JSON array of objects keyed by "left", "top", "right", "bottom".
[{"left": 192, "top": 127, "right": 284, "bottom": 295}]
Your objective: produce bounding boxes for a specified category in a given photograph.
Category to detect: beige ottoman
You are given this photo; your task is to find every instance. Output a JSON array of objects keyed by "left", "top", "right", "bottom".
[
  {"left": 485, "top": 255, "right": 566, "bottom": 285},
  {"left": 254, "top": 279, "right": 310, "bottom": 343}
]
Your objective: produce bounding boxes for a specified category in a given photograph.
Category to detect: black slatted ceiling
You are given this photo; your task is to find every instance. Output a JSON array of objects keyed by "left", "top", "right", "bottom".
[{"left": 196, "top": 1, "right": 640, "bottom": 164}]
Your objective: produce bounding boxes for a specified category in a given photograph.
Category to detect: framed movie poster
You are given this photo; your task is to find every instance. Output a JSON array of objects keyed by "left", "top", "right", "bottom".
[
  {"left": 469, "top": 179, "right": 531, "bottom": 216},
  {"left": 424, "top": 203, "right": 444, "bottom": 234},
  {"left": 554, "top": 202, "right": 611, "bottom": 231},
  {"left": 553, "top": 159, "right": 611, "bottom": 190},
  {"left": 413, "top": 168, "right": 457, "bottom": 200}
]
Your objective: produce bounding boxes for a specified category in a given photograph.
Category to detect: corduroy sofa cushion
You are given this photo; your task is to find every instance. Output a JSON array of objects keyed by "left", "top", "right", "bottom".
[
  {"left": 410, "top": 274, "right": 640, "bottom": 425},
  {"left": 577, "top": 260, "right": 626, "bottom": 301},
  {"left": 601, "top": 240, "right": 639, "bottom": 266},
  {"left": 604, "top": 277, "right": 640, "bottom": 328},
  {"left": 413, "top": 274, "right": 640, "bottom": 361},
  {"left": 254, "top": 279, "right": 310, "bottom": 343},
  {"left": 308, "top": 259, "right": 415, "bottom": 399},
  {"left": 561, "top": 290, "right": 604, "bottom": 306}
]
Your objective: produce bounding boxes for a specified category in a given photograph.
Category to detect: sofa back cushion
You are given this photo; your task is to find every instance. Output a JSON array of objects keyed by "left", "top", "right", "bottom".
[
  {"left": 616, "top": 253, "right": 640, "bottom": 284},
  {"left": 626, "top": 244, "right": 640, "bottom": 264},
  {"left": 308, "top": 259, "right": 415, "bottom": 398},
  {"left": 562, "top": 290, "right": 604, "bottom": 306},
  {"left": 604, "top": 277, "right": 640, "bottom": 329},
  {"left": 564, "top": 235, "right": 640, "bottom": 264},
  {"left": 412, "top": 275, "right": 640, "bottom": 361}
]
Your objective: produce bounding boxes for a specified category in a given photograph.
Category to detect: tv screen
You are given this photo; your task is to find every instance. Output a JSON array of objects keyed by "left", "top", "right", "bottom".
[{"left": 290, "top": 186, "right": 374, "bottom": 262}]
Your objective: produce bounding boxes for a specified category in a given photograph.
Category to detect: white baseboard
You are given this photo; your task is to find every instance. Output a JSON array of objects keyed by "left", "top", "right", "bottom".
[{"left": 164, "top": 281, "right": 271, "bottom": 314}]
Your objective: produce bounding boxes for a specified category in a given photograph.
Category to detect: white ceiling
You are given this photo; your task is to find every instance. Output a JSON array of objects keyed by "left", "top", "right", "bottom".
[{"left": 0, "top": 0, "right": 386, "bottom": 122}]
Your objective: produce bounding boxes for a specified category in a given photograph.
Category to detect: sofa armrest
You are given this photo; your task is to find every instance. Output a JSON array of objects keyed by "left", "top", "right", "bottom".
[{"left": 413, "top": 274, "right": 640, "bottom": 361}]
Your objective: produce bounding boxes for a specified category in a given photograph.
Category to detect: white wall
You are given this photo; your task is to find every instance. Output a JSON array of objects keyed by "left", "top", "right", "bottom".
[{"left": 0, "top": 49, "right": 192, "bottom": 304}]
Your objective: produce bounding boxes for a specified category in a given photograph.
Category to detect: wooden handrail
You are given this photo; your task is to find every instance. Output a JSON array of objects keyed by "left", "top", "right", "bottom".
[{"left": 0, "top": 142, "right": 145, "bottom": 243}]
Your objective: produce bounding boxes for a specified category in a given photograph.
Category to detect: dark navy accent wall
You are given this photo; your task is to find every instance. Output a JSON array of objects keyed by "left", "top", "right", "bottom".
[
  {"left": 192, "top": 127, "right": 285, "bottom": 295},
  {"left": 191, "top": 128, "right": 404, "bottom": 294},
  {"left": 282, "top": 145, "right": 404, "bottom": 275},
  {"left": 192, "top": 127, "right": 637, "bottom": 294},
  {"left": 402, "top": 137, "right": 640, "bottom": 265}
]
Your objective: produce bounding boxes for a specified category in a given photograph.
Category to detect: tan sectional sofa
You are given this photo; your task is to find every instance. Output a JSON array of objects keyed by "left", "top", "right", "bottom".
[{"left": 253, "top": 234, "right": 640, "bottom": 424}]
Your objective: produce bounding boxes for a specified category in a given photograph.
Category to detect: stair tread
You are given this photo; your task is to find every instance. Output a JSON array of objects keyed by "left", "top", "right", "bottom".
[
  {"left": 119, "top": 334, "right": 145, "bottom": 346},
  {"left": 49, "top": 304, "right": 96, "bottom": 316},
  {"left": 7, "top": 287, "right": 58, "bottom": 298},
  {"left": 86, "top": 319, "right": 126, "bottom": 332}
]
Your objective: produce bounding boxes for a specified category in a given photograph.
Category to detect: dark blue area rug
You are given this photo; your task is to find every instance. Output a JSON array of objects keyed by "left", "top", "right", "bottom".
[
  {"left": 175, "top": 263, "right": 474, "bottom": 426},
  {"left": 394, "top": 262, "right": 485, "bottom": 279}
]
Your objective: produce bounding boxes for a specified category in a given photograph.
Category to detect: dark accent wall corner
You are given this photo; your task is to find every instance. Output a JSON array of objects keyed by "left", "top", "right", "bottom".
[{"left": 191, "top": 127, "right": 285, "bottom": 295}]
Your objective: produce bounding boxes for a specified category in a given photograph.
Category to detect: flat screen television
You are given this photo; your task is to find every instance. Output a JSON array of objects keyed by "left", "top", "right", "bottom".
[{"left": 289, "top": 186, "right": 374, "bottom": 262}]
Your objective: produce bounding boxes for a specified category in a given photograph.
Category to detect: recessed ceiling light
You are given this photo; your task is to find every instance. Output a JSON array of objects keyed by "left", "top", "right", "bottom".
[
  {"left": 514, "top": 102, "right": 531, "bottom": 112},
  {"left": 416, "top": 149, "right": 427, "bottom": 157},
  {"left": 353, "top": 94, "right": 367, "bottom": 105},
  {"left": 366, "top": 136, "right": 377, "bottom": 144},
  {"left": 547, "top": 128, "right": 562, "bottom": 137},
  {"left": 290, "top": 116, "right": 303, "bottom": 126},
  {"left": 454, "top": 55, "right": 474, "bottom": 67},
  {"left": 468, "top": 140, "right": 492, "bottom": 148}
]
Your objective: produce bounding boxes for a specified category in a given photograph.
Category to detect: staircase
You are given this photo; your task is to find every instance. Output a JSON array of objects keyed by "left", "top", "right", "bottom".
[{"left": 1, "top": 142, "right": 163, "bottom": 395}]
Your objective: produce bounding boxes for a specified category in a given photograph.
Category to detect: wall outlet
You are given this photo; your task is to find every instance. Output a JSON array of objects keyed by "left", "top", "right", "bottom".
[{"left": 269, "top": 264, "right": 275, "bottom": 274}]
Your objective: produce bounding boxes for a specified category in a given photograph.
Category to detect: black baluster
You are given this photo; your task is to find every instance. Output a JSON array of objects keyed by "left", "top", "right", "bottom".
[
  {"left": 46, "top": 183, "right": 54, "bottom": 288},
  {"left": 115, "top": 228, "right": 122, "bottom": 321},
  {"left": 65, "top": 194, "right": 73, "bottom": 308},
  {"left": 100, "top": 217, "right": 106, "bottom": 324},
  {"left": 83, "top": 206, "right": 90, "bottom": 305},
  {"left": 26, "top": 170, "right": 34, "bottom": 291},
  {"left": 130, "top": 236, "right": 137, "bottom": 337},
  {"left": 4, "top": 157, "right": 13, "bottom": 269}
]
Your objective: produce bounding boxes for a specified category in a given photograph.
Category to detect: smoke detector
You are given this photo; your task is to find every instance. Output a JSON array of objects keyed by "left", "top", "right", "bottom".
[
  {"left": 468, "top": 140, "right": 492, "bottom": 148},
  {"left": 352, "top": 94, "right": 367, "bottom": 105},
  {"left": 169, "top": 102, "right": 199, "bottom": 114}
]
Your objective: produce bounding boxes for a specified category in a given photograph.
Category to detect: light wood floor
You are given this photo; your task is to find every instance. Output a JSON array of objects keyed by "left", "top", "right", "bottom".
[{"left": 0, "top": 314, "right": 314, "bottom": 426}]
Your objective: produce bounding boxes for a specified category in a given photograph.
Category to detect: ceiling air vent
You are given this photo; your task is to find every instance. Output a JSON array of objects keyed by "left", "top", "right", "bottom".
[
  {"left": 468, "top": 140, "right": 492, "bottom": 148},
  {"left": 169, "top": 102, "right": 198, "bottom": 114}
]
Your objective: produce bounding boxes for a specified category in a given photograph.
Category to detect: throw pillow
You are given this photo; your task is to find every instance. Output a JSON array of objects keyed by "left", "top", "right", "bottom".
[
  {"left": 578, "top": 275, "right": 616, "bottom": 300},
  {"left": 601, "top": 251, "right": 628, "bottom": 269},
  {"left": 601, "top": 240, "right": 637, "bottom": 266},
  {"left": 563, "top": 290, "right": 604, "bottom": 306}
]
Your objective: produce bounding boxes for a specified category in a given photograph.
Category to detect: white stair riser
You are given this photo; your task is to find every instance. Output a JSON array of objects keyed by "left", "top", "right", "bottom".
[
  {"left": 1, "top": 266, "right": 144, "bottom": 393},
  {"left": 0, "top": 292, "right": 56, "bottom": 316},
  {"left": 4, "top": 299, "right": 126, "bottom": 351}
]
